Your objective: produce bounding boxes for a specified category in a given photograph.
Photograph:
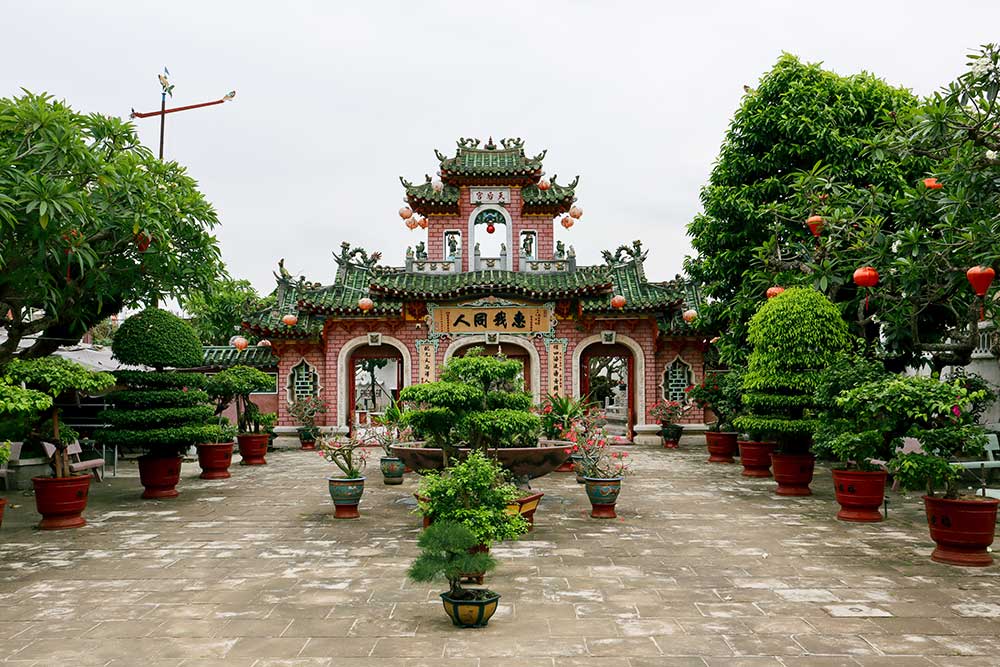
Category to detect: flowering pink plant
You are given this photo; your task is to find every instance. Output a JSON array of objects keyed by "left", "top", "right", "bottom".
[
  {"left": 649, "top": 400, "right": 686, "bottom": 424},
  {"left": 562, "top": 408, "right": 632, "bottom": 479},
  {"left": 317, "top": 435, "right": 369, "bottom": 478}
]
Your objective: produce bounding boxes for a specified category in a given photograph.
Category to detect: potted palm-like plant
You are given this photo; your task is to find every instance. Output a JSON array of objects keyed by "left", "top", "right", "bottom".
[
  {"left": 100, "top": 309, "right": 224, "bottom": 499},
  {"left": 207, "top": 365, "right": 277, "bottom": 465},
  {"left": 289, "top": 396, "right": 327, "bottom": 450},
  {"left": 686, "top": 369, "right": 743, "bottom": 463},
  {"left": 733, "top": 288, "right": 851, "bottom": 494},
  {"left": 840, "top": 375, "right": 997, "bottom": 566},
  {"left": 408, "top": 521, "right": 500, "bottom": 628},
  {"left": 539, "top": 394, "right": 588, "bottom": 471},
  {"left": 318, "top": 435, "right": 369, "bottom": 518},
  {"left": 649, "top": 400, "right": 686, "bottom": 448},
  {"left": 372, "top": 397, "right": 406, "bottom": 484}
]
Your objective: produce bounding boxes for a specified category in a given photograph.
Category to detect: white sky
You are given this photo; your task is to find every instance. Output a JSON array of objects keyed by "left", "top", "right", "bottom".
[{"left": 4, "top": 1, "right": 1000, "bottom": 295}]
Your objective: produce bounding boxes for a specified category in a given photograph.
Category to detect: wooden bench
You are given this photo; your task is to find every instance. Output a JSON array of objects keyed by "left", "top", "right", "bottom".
[{"left": 41, "top": 441, "right": 105, "bottom": 481}]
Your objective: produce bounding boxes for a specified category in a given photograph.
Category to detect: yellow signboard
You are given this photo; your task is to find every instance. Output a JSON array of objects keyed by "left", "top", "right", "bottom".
[{"left": 433, "top": 305, "right": 551, "bottom": 334}]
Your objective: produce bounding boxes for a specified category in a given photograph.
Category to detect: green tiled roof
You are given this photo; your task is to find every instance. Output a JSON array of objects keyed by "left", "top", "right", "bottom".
[
  {"left": 401, "top": 177, "right": 460, "bottom": 214},
  {"left": 243, "top": 277, "right": 325, "bottom": 339},
  {"left": 438, "top": 137, "right": 544, "bottom": 180},
  {"left": 521, "top": 175, "right": 578, "bottom": 213},
  {"left": 580, "top": 261, "right": 686, "bottom": 313},
  {"left": 368, "top": 267, "right": 614, "bottom": 300},
  {"left": 202, "top": 345, "right": 279, "bottom": 369}
]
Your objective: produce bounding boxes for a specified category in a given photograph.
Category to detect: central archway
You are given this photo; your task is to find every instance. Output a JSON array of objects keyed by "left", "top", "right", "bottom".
[
  {"left": 443, "top": 335, "right": 541, "bottom": 404},
  {"left": 571, "top": 333, "right": 646, "bottom": 440}
]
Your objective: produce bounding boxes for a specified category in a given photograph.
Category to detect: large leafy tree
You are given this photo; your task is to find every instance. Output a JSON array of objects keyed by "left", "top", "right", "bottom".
[
  {"left": 685, "top": 55, "right": 922, "bottom": 362},
  {"left": 180, "top": 278, "right": 262, "bottom": 345},
  {"left": 0, "top": 91, "right": 224, "bottom": 366}
]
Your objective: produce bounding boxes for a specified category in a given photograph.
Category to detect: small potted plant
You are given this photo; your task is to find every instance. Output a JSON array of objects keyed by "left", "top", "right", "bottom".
[
  {"left": 372, "top": 397, "right": 406, "bottom": 485},
  {"left": 812, "top": 355, "right": 892, "bottom": 522},
  {"left": 733, "top": 288, "right": 851, "bottom": 494},
  {"left": 686, "top": 369, "right": 743, "bottom": 463},
  {"left": 649, "top": 400, "right": 686, "bottom": 448},
  {"left": 407, "top": 521, "right": 500, "bottom": 628},
  {"left": 573, "top": 412, "right": 633, "bottom": 518},
  {"left": 100, "top": 309, "right": 223, "bottom": 499},
  {"left": 539, "top": 394, "right": 587, "bottom": 470},
  {"left": 196, "top": 421, "right": 238, "bottom": 480},
  {"left": 318, "top": 435, "right": 369, "bottom": 518},
  {"left": 289, "top": 396, "right": 327, "bottom": 450},
  {"left": 207, "top": 365, "right": 278, "bottom": 465},
  {"left": 845, "top": 374, "right": 997, "bottom": 566},
  {"left": 563, "top": 407, "right": 609, "bottom": 483}
]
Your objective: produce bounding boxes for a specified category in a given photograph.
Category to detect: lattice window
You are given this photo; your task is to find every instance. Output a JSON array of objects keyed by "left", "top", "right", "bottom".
[
  {"left": 287, "top": 359, "right": 319, "bottom": 403},
  {"left": 662, "top": 357, "right": 693, "bottom": 402}
]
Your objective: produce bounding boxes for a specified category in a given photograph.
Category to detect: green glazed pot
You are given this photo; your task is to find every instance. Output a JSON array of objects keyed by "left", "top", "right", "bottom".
[
  {"left": 380, "top": 457, "right": 405, "bottom": 485},
  {"left": 327, "top": 476, "right": 365, "bottom": 519},
  {"left": 583, "top": 476, "right": 622, "bottom": 519}
]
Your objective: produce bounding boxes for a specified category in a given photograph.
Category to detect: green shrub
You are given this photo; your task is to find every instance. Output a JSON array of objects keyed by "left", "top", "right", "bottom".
[
  {"left": 417, "top": 450, "right": 529, "bottom": 546},
  {"left": 462, "top": 409, "right": 540, "bottom": 449},
  {"left": 685, "top": 369, "right": 743, "bottom": 432},
  {"left": 112, "top": 308, "right": 203, "bottom": 370},
  {"left": 538, "top": 394, "right": 589, "bottom": 440},
  {"left": 733, "top": 288, "right": 851, "bottom": 450},
  {"left": 205, "top": 366, "right": 276, "bottom": 434}
]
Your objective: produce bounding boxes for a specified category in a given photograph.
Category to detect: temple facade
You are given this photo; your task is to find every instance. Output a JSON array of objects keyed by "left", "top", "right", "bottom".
[{"left": 245, "top": 138, "right": 706, "bottom": 445}]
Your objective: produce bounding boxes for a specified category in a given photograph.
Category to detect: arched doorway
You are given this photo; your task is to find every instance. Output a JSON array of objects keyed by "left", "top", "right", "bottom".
[
  {"left": 580, "top": 343, "right": 635, "bottom": 440},
  {"left": 450, "top": 340, "right": 532, "bottom": 395},
  {"left": 349, "top": 346, "right": 403, "bottom": 434}
]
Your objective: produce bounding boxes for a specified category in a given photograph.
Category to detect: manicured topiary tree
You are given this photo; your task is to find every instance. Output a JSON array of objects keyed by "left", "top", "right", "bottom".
[
  {"left": 734, "top": 288, "right": 851, "bottom": 454},
  {"left": 98, "top": 309, "right": 222, "bottom": 496}
]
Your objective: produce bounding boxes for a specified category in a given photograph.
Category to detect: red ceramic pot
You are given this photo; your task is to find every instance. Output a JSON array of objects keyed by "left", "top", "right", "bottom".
[
  {"left": 32, "top": 475, "right": 91, "bottom": 530},
  {"left": 196, "top": 442, "right": 234, "bottom": 480},
  {"left": 771, "top": 453, "right": 815, "bottom": 496},
  {"left": 738, "top": 441, "right": 775, "bottom": 478},
  {"left": 300, "top": 440, "right": 316, "bottom": 451},
  {"left": 832, "top": 469, "right": 886, "bottom": 522},
  {"left": 237, "top": 433, "right": 269, "bottom": 465},
  {"left": 923, "top": 495, "right": 999, "bottom": 567},
  {"left": 706, "top": 431, "right": 738, "bottom": 463},
  {"left": 138, "top": 455, "right": 182, "bottom": 499}
]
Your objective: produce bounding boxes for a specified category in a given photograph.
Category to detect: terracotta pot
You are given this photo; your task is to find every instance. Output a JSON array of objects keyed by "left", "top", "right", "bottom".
[
  {"left": 237, "top": 433, "right": 269, "bottom": 465},
  {"left": 832, "top": 469, "right": 886, "bottom": 522},
  {"left": 923, "top": 495, "right": 999, "bottom": 567},
  {"left": 196, "top": 442, "right": 233, "bottom": 480},
  {"left": 297, "top": 427, "right": 319, "bottom": 451},
  {"left": 138, "top": 455, "right": 182, "bottom": 499},
  {"left": 555, "top": 458, "right": 576, "bottom": 472},
  {"left": 380, "top": 457, "right": 405, "bottom": 485},
  {"left": 32, "top": 475, "right": 90, "bottom": 530},
  {"left": 706, "top": 431, "right": 738, "bottom": 463},
  {"left": 738, "top": 441, "right": 776, "bottom": 478},
  {"left": 771, "top": 453, "right": 815, "bottom": 496},
  {"left": 0, "top": 497, "right": 6, "bottom": 528},
  {"left": 328, "top": 476, "right": 365, "bottom": 519},
  {"left": 583, "top": 477, "right": 622, "bottom": 519},
  {"left": 440, "top": 591, "right": 501, "bottom": 628}
]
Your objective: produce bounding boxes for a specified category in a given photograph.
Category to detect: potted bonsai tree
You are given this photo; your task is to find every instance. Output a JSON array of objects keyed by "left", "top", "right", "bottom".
[
  {"left": 812, "top": 355, "right": 893, "bottom": 522},
  {"left": 318, "top": 434, "right": 369, "bottom": 518},
  {"left": 649, "top": 400, "right": 686, "bottom": 448},
  {"left": 206, "top": 365, "right": 277, "bottom": 465},
  {"left": 289, "top": 395, "right": 327, "bottom": 450},
  {"left": 407, "top": 521, "right": 500, "bottom": 628},
  {"left": 394, "top": 348, "right": 562, "bottom": 481},
  {"left": 840, "top": 374, "right": 997, "bottom": 565},
  {"left": 733, "top": 288, "right": 851, "bottom": 494},
  {"left": 4, "top": 357, "right": 114, "bottom": 528},
  {"left": 100, "top": 308, "right": 224, "bottom": 498},
  {"left": 686, "top": 369, "right": 743, "bottom": 463}
]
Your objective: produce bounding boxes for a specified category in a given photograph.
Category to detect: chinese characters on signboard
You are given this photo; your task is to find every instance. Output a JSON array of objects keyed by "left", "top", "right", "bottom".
[
  {"left": 418, "top": 343, "right": 436, "bottom": 383},
  {"left": 548, "top": 342, "right": 565, "bottom": 396},
  {"left": 433, "top": 306, "right": 551, "bottom": 335},
  {"left": 469, "top": 187, "right": 510, "bottom": 205}
]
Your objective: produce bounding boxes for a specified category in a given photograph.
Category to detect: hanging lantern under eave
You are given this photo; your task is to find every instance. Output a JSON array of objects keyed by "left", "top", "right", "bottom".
[
  {"left": 258, "top": 339, "right": 272, "bottom": 347},
  {"left": 561, "top": 215, "right": 574, "bottom": 229},
  {"left": 358, "top": 297, "right": 374, "bottom": 312},
  {"left": 417, "top": 217, "right": 428, "bottom": 229},
  {"left": 431, "top": 178, "right": 444, "bottom": 193},
  {"left": 282, "top": 313, "right": 298, "bottom": 327},
  {"left": 538, "top": 179, "right": 551, "bottom": 191},
  {"left": 232, "top": 336, "right": 248, "bottom": 351},
  {"left": 682, "top": 309, "right": 698, "bottom": 323},
  {"left": 923, "top": 177, "right": 943, "bottom": 190},
  {"left": 405, "top": 218, "right": 418, "bottom": 230},
  {"left": 569, "top": 205, "right": 583, "bottom": 219},
  {"left": 486, "top": 223, "right": 495, "bottom": 234},
  {"left": 766, "top": 286, "right": 785, "bottom": 299},
  {"left": 399, "top": 206, "right": 413, "bottom": 220},
  {"left": 967, "top": 266, "right": 996, "bottom": 320},
  {"left": 806, "top": 215, "right": 824, "bottom": 238},
  {"left": 611, "top": 294, "right": 626, "bottom": 309}
]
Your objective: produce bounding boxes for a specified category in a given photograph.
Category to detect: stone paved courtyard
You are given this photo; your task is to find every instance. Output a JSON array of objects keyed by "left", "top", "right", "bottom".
[{"left": 1, "top": 438, "right": 999, "bottom": 666}]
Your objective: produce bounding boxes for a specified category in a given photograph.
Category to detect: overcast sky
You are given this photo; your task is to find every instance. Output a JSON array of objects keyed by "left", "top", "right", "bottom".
[{"left": 4, "top": 1, "right": 1000, "bottom": 296}]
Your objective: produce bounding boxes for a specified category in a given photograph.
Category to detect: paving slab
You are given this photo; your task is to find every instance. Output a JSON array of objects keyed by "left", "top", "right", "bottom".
[{"left": 1, "top": 437, "right": 998, "bottom": 665}]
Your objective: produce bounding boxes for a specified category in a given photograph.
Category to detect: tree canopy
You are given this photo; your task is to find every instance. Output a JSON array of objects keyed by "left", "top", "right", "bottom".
[
  {"left": 0, "top": 91, "right": 225, "bottom": 366},
  {"left": 180, "top": 277, "right": 263, "bottom": 345}
]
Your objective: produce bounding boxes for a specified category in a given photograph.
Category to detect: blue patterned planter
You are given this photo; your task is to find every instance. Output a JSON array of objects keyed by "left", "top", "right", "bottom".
[
  {"left": 583, "top": 477, "right": 622, "bottom": 519},
  {"left": 379, "top": 457, "right": 406, "bottom": 485},
  {"left": 327, "top": 476, "right": 366, "bottom": 519}
]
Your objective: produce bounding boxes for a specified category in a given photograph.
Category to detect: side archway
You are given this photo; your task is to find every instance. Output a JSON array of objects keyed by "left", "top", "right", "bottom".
[
  {"left": 443, "top": 335, "right": 541, "bottom": 404},
  {"left": 336, "top": 335, "right": 412, "bottom": 428},
  {"left": 571, "top": 333, "right": 647, "bottom": 426}
]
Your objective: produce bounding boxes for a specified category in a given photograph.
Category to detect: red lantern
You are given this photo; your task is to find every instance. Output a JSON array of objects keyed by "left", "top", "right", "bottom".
[
  {"left": 358, "top": 297, "right": 374, "bottom": 312},
  {"left": 806, "top": 215, "right": 824, "bottom": 238},
  {"left": 766, "top": 286, "right": 785, "bottom": 299},
  {"left": 405, "top": 218, "right": 418, "bottom": 230},
  {"left": 853, "top": 266, "right": 879, "bottom": 288},
  {"left": 398, "top": 206, "right": 413, "bottom": 219},
  {"left": 923, "top": 177, "right": 942, "bottom": 190},
  {"left": 232, "top": 336, "right": 248, "bottom": 351},
  {"left": 538, "top": 179, "right": 551, "bottom": 191},
  {"left": 135, "top": 233, "right": 152, "bottom": 252},
  {"left": 561, "top": 216, "right": 574, "bottom": 229},
  {"left": 967, "top": 266, "right": 995, "bottom": 320},
  {"left": 611, "top": 295, "right": 626, "bottom": 309},
  {"left": 417, "top": 217, "right": 428, "bottom": 229},
  {"left": 282, "top": 314, "right": 298, "bottom": 327},
  {"left": 682, "top": 309, "right": 698, "bottom": 323},
  {"left": 258, "top": 339, "right": 272, "bottom": 347},
  {"left": 569, "top": 205, "right": 583, "bottom": 219},
  {"left": 486, "top": 223, "right": 495, "bottom": 234}
]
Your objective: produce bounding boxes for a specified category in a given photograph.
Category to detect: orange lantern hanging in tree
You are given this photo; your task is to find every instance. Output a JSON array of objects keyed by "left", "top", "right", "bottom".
[
  {"left": 853, "top": 266, "right": 879, "bottom": 311},
  {"left": 806, "top": 215, "right": 824, "bottom": 238},
  {"left": 766, "top": 286, "right": 785, "bottom": 299},
  {"left": 923, "top": 177, "right": 943, "bottom": 190},
  {"left": 967, "top": 266, "right": 995, "bottom": 320}
]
